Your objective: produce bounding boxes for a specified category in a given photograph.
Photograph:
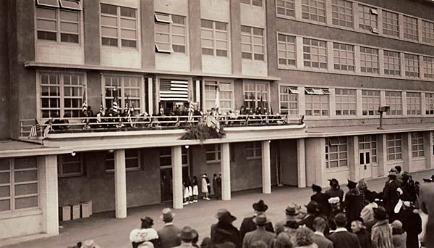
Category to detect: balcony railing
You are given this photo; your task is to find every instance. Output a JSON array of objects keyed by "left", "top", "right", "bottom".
[{"left": 20, "top": 114, "right": 303, "bottom": 138}]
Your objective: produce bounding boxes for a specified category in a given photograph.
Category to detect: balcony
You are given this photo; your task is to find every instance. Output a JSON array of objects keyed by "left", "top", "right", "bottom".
[{"left": 19, "top": 114, "right": 306, "bottom": 150}]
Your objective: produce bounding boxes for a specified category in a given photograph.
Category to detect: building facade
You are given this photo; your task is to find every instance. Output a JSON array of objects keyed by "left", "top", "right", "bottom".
[{"left": 1, "top": 0, "right": 434, "bottom": 243}]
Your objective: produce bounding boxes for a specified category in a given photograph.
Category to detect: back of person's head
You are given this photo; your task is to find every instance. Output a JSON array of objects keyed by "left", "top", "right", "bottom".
[
  {"left": 250, "top": 240, "right": 267, "bottom": 248},
  {"left": 391, "top": 220, "right": 403, "bottom": 235},
  {"left": 141, "top": 217, "right": 154, "bottom": 228},
  {"left": 274, "top": 232, "right": 293, "bottom": 248},
  {"left": 192, "top": 229, "right": 199, "bottom": 244},
  {"left": 295, "top": 227, "right": 314, "bottom": 246},
  {"left": 334, "top": 213, "right": 347, "bottom": 228},
  {"left": 313, "top": 217, "right": 327, "bottom": 232},
  {"left": 200, "top": 237, "right": 211, "bottom": 248}
]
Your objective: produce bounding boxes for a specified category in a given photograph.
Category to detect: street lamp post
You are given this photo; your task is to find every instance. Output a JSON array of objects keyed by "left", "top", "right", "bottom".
[{"left": 377, "top": 106, "right": 390, "bottom": 130}]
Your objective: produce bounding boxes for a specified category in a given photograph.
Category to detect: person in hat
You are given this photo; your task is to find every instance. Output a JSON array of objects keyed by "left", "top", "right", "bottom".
[
  {"left": 130, "top": 217, "right": 160, "bottom": 248},
  {"left": 399, "top": 173, "right": 417, "bottom": 204},
  {"left": 242, "top": 214, "right": 275, "bottom": 248},
  {"left": 382, "top": 169, "right": 401, "bottom": 221},
  {"left": 298, "top": 201, "right": 320, "bottom": 231},
  {"left": 325, "top": 179, "right": 344, "bottom": 203},
  {"left": 201, "top": 173, "right": 210, "bottom": 200},
  {"left": 344, "top": 180, "right": 364, "bottom": 226},
  {"left": 397, "top": 201, "right": 421, "bottom": 248},
  {"left": 328, "top": 213, "right": 360, "bottom": 248},
  {"left": 240, "top": 200, "right": 274, "bottom": 240},
  {"left": 310, "top": 184, "right": 330, "bottom": 217},
  {"left": 174, "top": 226, "right": 197, "bottom": 248},
  {"left": 158, "top": 208, "right": 181, "bottom": 248},
  {"left": 371, "top": 207, "right": 393, "bottom": 248},
  {"left": 275, "top": 204, "right": 301, "bottom": 235},
  {"left": 211, "top": 209, "right": 241, "bottom": 248}
]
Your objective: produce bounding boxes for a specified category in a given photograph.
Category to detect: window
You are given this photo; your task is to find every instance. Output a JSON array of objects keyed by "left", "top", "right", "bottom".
[
  {"left": 426, "top": 93, "right": 434, "bottom": 115},
  {"left": 305, "top": 87, "right": 330, "bottom": 116},
  {"left": 387, "top": 134, "right": 402, "bottom": 161},
  {"left": 58, "top": 153, "right": 84, "bottom": 177},
  {"left": 325, "top": 137, "right": 348, "bottom": 168},
  {"left": 362, "top": 90, "right": 380, "bottom": 116},
  {"left": 411, "top": 132, "right": 424, "bottom": 158},
  {"left": 406, "top": 92, "right": 421, "bottom": 115},
  {"left": 360, "top": 47, "right": 379, "bottom": 74},
  {"left": 385, "top": 91, "right": 402, "bottom": 115},
  {"left": 382, "top": 10, "right": 399, "bottom": 37},
  {"left": 423, "top": 56, "right": 434, "bottom": 79},
  {"left": 201, "top": 20, "right": 229, "bottom": 57},
  {"left": 35, "top": 2, "right": 81, "bottom": 43},
  {"left": 204, "top": 81, "right": 233, "bottom": 113},
  {"left": 243, "top": 81, "right": 269, "bottom": 111},
  {"left": 0, "top": 158, "right": 38, "bottom": 212},
  {"left": 331, "top": 0, "right": 353, "bottom": 28},
  {"left": 40, "top": 72, "right": 86, "bottom": 118},
  {"left": 303, "top": 38, "right": 327, "bottom": 69},
  {"left": 302, "top": 0, "right": 326, "bottom": 23},
  {"left": 205, "top": 145, "right": 221, "bottom": 163},
  {"left": 333, "top": 43, "right": 354, "bottom": 71},
  {"left": 154, "top": 13, "right": 187, "bottom": 53},
  {"left": 100, "top": 4, "right": 137, "bottom": 48},
  {"left": 246, "top": 142, "right": 261, "bottom": 159},
  {"left": 335, "top": 88, "right": 356, "bottom": 116},
  {"left": 404, "top": 54, "right": 420, "bottom": 78},
  {"left": 403, "top": 16, "right": 418, "bottom": 41},
  {"left": 241, "top": 26, "right": 265, "bottom": 61},
  {"left": 280, "top": 86, "right": 298, "bottom": 115},
  {"left": 240, "top": 0, "right": 263, "bottom": 7},
  {"left": 276, "top": 0, "right": 295, "bottom": 18},
  {"left": 383, "top": 50, "right": 401, "bottom": 76},
  {"left": 277, "top": 34, "right": 296, "bottom": 67},
  {"left": 422, "top": 20, "right": 434, "bottom": 44},
  {"left": 159, "top": 147, "right": 189, "bottom": 168},
  {"left": 358, "top": 5, "right": 378, "bottom": 32},
  {"left": 103, "top": 75, "right": 143, "bottom": 115},
  {"left": 359, "top": 135, "right": 377, "bottom": 163},
  {"left": 105, "top": 149, "right": 140, "bottom": 172}
]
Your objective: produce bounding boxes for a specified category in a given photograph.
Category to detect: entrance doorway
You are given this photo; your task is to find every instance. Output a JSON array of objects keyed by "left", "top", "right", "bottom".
[
  {"left": 359, "top": 149, "right": 372, "bottom": 179},
  {"left": 159, "top": 147, "right": 190, "bottom": 202}
]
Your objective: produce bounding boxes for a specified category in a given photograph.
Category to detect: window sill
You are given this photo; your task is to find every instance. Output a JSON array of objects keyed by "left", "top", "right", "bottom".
[
  {"left": 325, "top": 166, "right": 349, "bottom": 172},
  {"left": 411, "top": 157, "right": 425, "bottom": 161},
  {"left": 0, "top": 208, "right": 42, "bottom": 220}
]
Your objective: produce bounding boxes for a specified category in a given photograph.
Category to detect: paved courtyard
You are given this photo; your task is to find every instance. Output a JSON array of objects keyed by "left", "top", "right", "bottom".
[{"left": 3, "top": 169, "right": 434, "bottom": 248}]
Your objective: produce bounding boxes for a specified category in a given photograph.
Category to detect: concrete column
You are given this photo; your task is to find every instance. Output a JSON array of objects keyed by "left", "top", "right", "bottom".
[
  {"left": 325, "top": 0, "right": 332, "bottom": 26},
  {"left": 114, "top": 149, "right": 127, "bottom": 218},
  {"left": 298, "top": 86, "right": 306, "bottom": 116},
  {"left": 195, "top": 79, "right": 201, "bottom": 107},
  {"left": 38, "top": 155, "right": 59, "bottom": 235},
  {"left": 140, "top": 0, "right": 156, "bottom": 69},
  {"left": 398, "top": 14, "right": 405, "bottom": 40},
  {"left": 424, "top": 131, "right": 433, "bottom": 169},
  {"left": 262, "top": 140, "right": 271, "bottom": 194},
  {"left": 352, "top": 2, "right": 359, "bottom": 30},
  {"left": 349, "top": 136, "right": 360, "bottom": 181},
  {"left": 402, "top": 133, "right": 411, "bottom": 172},
  {"left": 402, "top": 91, "right": 407, "bottom": 116},
  {"left": 377, "top": 134, "right": 387, "bottom": 177},
  {"left": 329, "top": 88, "right": 336, "bottom": 117},
  {"left": 172, "top": 146, "right": 183, "bottom": 209},
  {"left": 378, "top": 49, "right": 385, "bottom": 76},
  {"left": 148, "top": 77, "right": 154, "bottom": 115},
  {"left": 83, "top": 0, "right": 100, "bottom": 65},
  {"left": 230, "top": 0, "right": 242, "bottom": 75},
  {"left": 356, "top": 89, "right": 363, "bottom": 117},
  {"left": 221, "top": 143, "right": 231, "bottom": 200},
  {"left": 297, "top": 139, "right": 306, "bottom": 188},
  {"left": 305, "top": 138, "right": 326, "bottom": 187},
  {"left": 294, "top": 0, "right": 302, "bottom": 20},
  {"left": 400, "top": 52, "right": 406, "bottom": 78},
  {"left": 422, "top": 92, "right": 427, "bottom": 116},
  {"left": 327, "top": 41, "right": 334, "bottom": 73},
  {"left": 296, "top": 37, "right": 304, "bottom": 69},
  {"left": 188, "top": 0, "right": 202, "bottom": 72},
  {"left": 354, "top": 45, "right": 361, "bottom": 74}
]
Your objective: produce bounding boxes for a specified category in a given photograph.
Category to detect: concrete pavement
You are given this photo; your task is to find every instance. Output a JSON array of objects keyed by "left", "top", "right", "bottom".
[{"left": 3, "top": 169, "right": 434, "bottom": 248}]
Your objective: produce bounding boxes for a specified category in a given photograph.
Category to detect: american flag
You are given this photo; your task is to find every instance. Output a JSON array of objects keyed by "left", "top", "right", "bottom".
[{"left": 159, "top": 80, "right": 189, "bottom": 102}]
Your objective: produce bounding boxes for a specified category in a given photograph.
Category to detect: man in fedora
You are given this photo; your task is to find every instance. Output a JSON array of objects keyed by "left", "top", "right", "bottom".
[
  {"left": 242, "top": 214, "right": 275, "bottom": 248},
  {"left": 382, "top": 168, "right": 401, "bottom": 221},
  {"left": 174, "top": 226, "right": 197, "bottom": 248},
  {"left": 158, "top": 208, "right": 181, "bottom": 248},
  {"left": 240, "top": 200, "right": 274, "bottom": 240},
  {"left": 298, "top": 200, "right": 320, "bottom": 230},
  {"left": 311, "top": 184, "right": 330, "bottom": 217},
  {"left": 344, "top": 179, "right": 364, "bottom": 225},
  {"left": 275, "top": 204, "right": 301, "bottom": 235},
  {"left": 211, "top": 209, "right": 241, "bottom": 248}
]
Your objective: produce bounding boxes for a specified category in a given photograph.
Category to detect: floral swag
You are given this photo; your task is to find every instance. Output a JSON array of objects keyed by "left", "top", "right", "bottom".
[{"left": 181, "top": 115, "right": 225, "bottom": 141}]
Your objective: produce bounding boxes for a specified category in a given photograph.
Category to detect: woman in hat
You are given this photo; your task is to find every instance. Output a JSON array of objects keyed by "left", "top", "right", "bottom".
[
  {"left": 325, "top": 179, "right": 344, "bottom": 203},
  {"left": 382, "top": 169, "right": 401, "bottom": 221},
  {"left": 344, "top": 180, "right": 364, "bottom": 226},
  {"left": 371, "top": 207, "right": 393, "bottom": 248},
  {"left": 397, "top": 201, "right": 421, "bottom": 248},
  {"left": 130, "top": 217, "right": 160, "bottom": 248},
  {"left": 211, "top": 209, "right": 241, "bottom": 248},
  {"left": 201, "top": 173, "right": 210, "bottom": 200},
  {"left": 310, "top": 184, "right": 330, "bottom": 217}
]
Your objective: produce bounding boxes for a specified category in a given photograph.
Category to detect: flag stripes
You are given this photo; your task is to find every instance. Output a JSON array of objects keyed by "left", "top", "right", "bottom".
[{"left": 160, "top": 80, "right": 189, "bottom": 101}]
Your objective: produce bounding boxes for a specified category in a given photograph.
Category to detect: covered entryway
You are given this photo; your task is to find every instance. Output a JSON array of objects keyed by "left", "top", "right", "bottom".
[{"left": 159, "top": 147, "right": 190, "bottom": 202}]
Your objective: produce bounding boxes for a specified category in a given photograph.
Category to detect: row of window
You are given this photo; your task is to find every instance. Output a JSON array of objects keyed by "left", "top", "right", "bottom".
[
  {"left": 277, "top": 33, "right": 434, "bottom": 79},
  {"left": 325, "top": 132, "right": 426, "bottom": 169},
  {"left": 35, "top": 1, "right": 265, "bottom": 61},
  {"left": 276, "top": 0, "right": 434, "bottom": 45},
  {"left": 280, "top": 86, "right": 434, "bottom": 117}
]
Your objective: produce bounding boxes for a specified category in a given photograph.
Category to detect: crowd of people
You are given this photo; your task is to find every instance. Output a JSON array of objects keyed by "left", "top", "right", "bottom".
[{"left": 70, "top": 165, "right": 434, "bottom": 248}]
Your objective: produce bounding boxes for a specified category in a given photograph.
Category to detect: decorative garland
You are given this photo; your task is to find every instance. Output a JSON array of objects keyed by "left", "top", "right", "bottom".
[{"left": 181, "top": 123, "right": 225, "bottom": 141}]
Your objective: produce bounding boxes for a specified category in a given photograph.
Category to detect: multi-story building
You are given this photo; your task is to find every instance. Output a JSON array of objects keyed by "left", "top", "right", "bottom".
[{"left": 1, "top": 0, "right": 434, "bottom": 243}]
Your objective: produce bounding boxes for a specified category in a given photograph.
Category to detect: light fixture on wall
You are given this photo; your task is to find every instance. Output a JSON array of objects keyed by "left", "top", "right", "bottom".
[
  {"left": 71, "top": 152, "right": 76, "bottom": 157},
  {"left": 185, "top": 145, "right": 190, "bottom": 149},
  {"left": 108, "top": 149, "right": 114, "bottom": 153}
]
